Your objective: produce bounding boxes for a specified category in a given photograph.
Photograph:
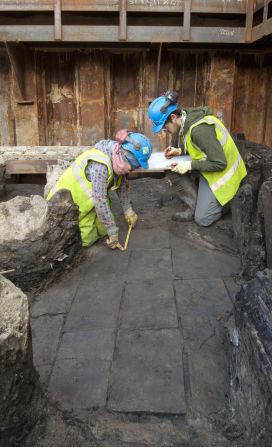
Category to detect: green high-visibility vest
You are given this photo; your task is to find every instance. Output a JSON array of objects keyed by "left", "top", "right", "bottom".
[
  {"left": 47, "top": 148, "right": 122, "bottom": 247},
  {"left": 185, "top": 115, "right": 247, "bottom": 206}
]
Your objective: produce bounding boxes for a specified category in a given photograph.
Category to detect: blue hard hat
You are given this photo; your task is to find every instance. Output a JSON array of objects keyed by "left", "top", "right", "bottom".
[
  {"left": 121, "top": 132, "right": 152, "bottom": 169},
  {"left": 148, "top": 96, "right": 178, "bottom": 133}
]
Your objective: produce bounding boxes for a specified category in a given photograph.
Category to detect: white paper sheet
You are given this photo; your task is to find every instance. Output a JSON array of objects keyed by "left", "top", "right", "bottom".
[{"left": 147, "top": 152, "right": 191, "bottom": 170}]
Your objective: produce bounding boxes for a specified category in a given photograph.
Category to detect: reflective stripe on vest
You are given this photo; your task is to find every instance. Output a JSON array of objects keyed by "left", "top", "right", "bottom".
[
  {"left": 74, "top": 149, "right": 114, "bottom": 192},
  {"left": 203, "top": 117, "right": 229, "bottom": 146},
  {"left": 72, "top": 163, "right": 93, "bottom": 203},
  {"left": 210, "top": 154, "right": 243, "bottom": 193},
  {"left": 186, "top": 115, "right": 247, "bottom": 206},
  {"left": 48, "top": 149, "right": 114, "bottom": 202}
]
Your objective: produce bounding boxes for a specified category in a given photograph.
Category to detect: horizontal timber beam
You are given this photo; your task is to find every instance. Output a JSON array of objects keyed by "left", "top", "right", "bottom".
[
  {"left": 252, "top": 16, "right": 272, "bottom": 40},
  {"left": 4, "top": 159, "right": 166, "bottom": 180},
  {"left": 0, "top": 25, "right": 246, "bottom": 43},
  {"left": 0, "top": 0, "right": 247, "bottom": 13}
]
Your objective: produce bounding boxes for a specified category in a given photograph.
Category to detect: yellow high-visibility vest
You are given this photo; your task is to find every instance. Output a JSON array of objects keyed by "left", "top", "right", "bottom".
[
  {"left": 47, "top": 148, "right": 122, "bottom": 247},
  {"left": 185, "top": 115, "right": 247, "bottom": 206}
]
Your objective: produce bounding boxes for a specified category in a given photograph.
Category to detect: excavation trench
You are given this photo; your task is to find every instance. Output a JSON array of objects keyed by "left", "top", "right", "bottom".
[{"left": 1, "top": 139, "right": 272, "bottom": 447}]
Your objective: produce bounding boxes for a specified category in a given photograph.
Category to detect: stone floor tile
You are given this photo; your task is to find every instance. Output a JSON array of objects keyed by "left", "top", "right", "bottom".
[
  {"left": 174, "top": 278, "right": 231, "bottom": 343},
  {"left": 58, "top": 329, "right": 115, "bottom": 361},
  {"left": 108, "top": 329, "right": 186, "bottom": 414},
  {"left": 175, "top": 279, "right": 231, "bottom": 415},
  {"left": 171, "top": 235, "right": 239, "bottom": 279},
  {"left": 49, "top": 358, "right": 110, "bottom": 410},
  {"left": 31, "top": 315, "right": 64, "bottom": 366},
  {"left": 121, "top": 278, "right": 178, "bottom": 329},
  {"left": 31, "top": 278, "right": 78, "bottom": 317},
  {"left": 80, "top": 246, "right": 130, "bottom": 284},
  {"left": 127, "top": 249, "right": 172, "bottom": 281},
  {"left": 128, "top": 229, "right": 170, "bottom": 250},
  {"left": 64, "top": 278, "right": 124, "bottom": 331},
  {"left": 188, "top": 347, "right": 229, "bottom": 415}
]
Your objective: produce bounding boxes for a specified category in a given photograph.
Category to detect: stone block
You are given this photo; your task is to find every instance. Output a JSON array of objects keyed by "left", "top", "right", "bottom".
[
  {"left": 121, "top": 278, "right": 178, "bottom": 329},
  {"left": 49, "top": 358, "right": 110, "bottom": 410},
  {"left": 127, "top": 249, "right": 172, "bottom": 281},
  {"left": 31, "top": 315, "right": 64, "bottom": 366},
  {"left": 0, "top": 275, "right": 43, "bottom": 446},
  {"left": 108, "top": 329, "right": 186, "bottom": 414},
  {"left": 171, "top": 235, "right": 239, "bottom": 279}
]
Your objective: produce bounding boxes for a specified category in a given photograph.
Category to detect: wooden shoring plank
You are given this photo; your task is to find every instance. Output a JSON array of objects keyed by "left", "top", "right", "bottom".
[
  {"left": 263, "top": 0, "right": 269, "bottom": 35},
  {"left": 252, "top": 21, "right": 264, "bottom": 40},
  {"left": 54, "top": 0, "right": 62, "bottom": 41},
  {"left": 245, "top": 0, "right": 254, "bottom": 42},
  {"left": 62, "top": 0, "right": 119, "bottom": 11},
  {"left": 183, "top": 0, "right": 191, "bottom": 41},
  {"left": 119, "top": 0, "right": 127, "bottom": 41},
  {"left": 266, "top": 16, "right": 272, "bottom": 35},
  {"left": 5, "top": 159, "right": 57, "bottom": 174},
  {"left": 263, "top": 0, "right": 269, "bottom": 20},
  {"left": 252, "top": 16, "right": 272, "bottom": 40},
  {"left": 0, "top": 0, "right": 247, "bottom": 13},
  {"left": 4, "top": 159, "right": 166, "bottom": 178},
  {"left": 0, "top": 25, "right": 245, "bottom": 43},
  {"left": 5, "top": 42, "right": 34, "bottom": 103},
  {"left": 0, "top": 0, "right": 53, "bottom": 11},
  {"left": 5, "top": 42, "right": 27, "bottom": 100},
  {"left": 253, "top": 0, "right": 265, "bottom": 12}
]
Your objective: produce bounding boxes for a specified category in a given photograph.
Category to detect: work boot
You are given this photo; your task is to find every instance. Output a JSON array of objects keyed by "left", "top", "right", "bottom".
[{"left": 172, "top": 210, "right": 194, "bottom": 222}]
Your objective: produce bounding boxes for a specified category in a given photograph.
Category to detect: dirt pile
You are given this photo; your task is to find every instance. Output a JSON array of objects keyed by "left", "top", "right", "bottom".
[
  {"left": 0, "top": 190, "right": 81, "bottom": 292},
  {"left": 0, "top": 275, "right": 44, "bottom": 447},
  {"left": 232, "top": 138, "right": 272, "bottom": 279},
  {"left": 226, "top": 269, "right": 272, "bottom": 446}
]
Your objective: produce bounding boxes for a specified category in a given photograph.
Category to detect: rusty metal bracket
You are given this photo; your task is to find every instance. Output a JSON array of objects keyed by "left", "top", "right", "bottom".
[
  {"left": 54, "top": 0, "right": 62, "bottom": 41},
  {"left": 5, "top": 42, "right": 35, "bottom": 104},
  {"left": 183, "top": 0, "right": 192, "bottom": 41},
  {"left": 119, "top": 0, "right": 127, "bottom": 41}
]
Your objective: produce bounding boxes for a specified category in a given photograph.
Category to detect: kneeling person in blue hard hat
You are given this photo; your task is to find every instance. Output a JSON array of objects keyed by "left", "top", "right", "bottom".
[
  {"left": 47, "top": 131, "right": 152, "bottom": 248},
  {"left": 148, "top": 91, "right": 247, "bottom": 226}
]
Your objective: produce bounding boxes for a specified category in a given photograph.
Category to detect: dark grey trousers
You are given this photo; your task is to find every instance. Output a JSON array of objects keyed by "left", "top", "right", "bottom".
[{"left": 194, "top": 175, "right": 223, "bottom": 226}]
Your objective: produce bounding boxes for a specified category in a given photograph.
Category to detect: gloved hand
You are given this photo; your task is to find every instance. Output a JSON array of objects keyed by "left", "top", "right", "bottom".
[
  {"left": 124, "top": 207, "right": 138, "bottom": 228},
  {"left": 164, "top": 146, "right": 182, "bottom": 159},
  {"left": 106, "top": 234, "right": 120, "bottom": 249},
  {"left": 171, "top": 160, "right": 192, "bottom": 175}
]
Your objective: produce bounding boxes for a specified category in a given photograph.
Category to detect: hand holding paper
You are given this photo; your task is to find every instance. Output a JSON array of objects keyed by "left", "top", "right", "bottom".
[
  {"left": 171, "top": 160, "right": 192, "bottom": 175},
  {"left": 164, "top": 147, "right": 182, "bottom": 159},
  {"left": 147, "top": 152, "right": 191, "bottom": 170}
]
